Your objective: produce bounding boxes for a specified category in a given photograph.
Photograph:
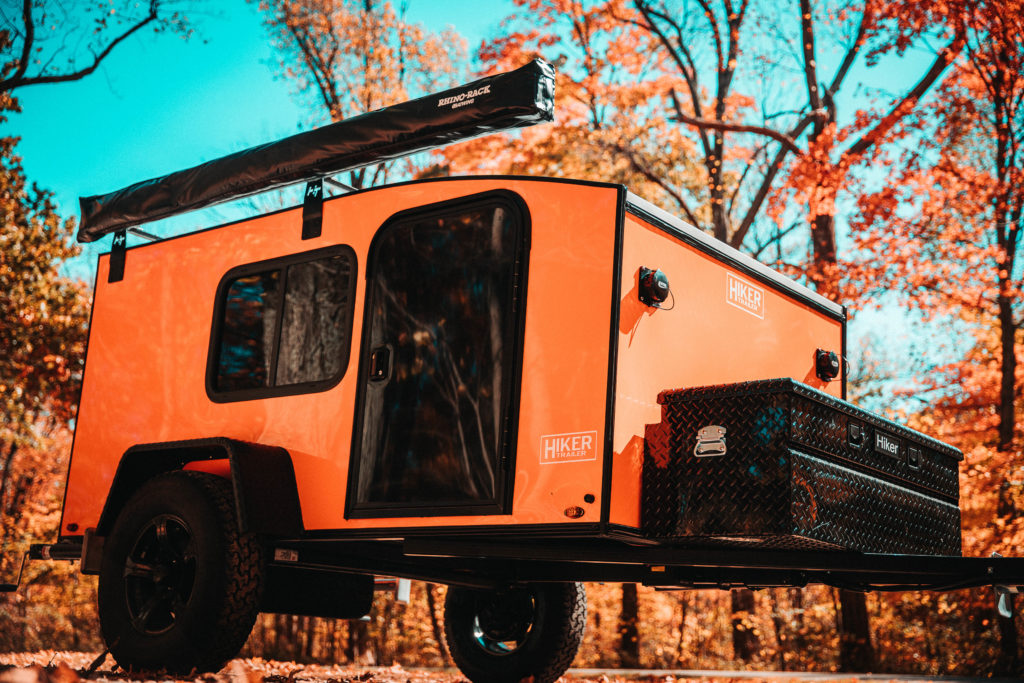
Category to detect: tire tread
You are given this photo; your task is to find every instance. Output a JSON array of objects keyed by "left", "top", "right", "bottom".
[
  {"left": 185, "top": 471, "right": 264, "bottom": 671},
  {"left": 99, "top": 470, "right": 264, "bottom": 674},
  {"left": 444, "top": 581, "right": 587, "bottom": 683}
]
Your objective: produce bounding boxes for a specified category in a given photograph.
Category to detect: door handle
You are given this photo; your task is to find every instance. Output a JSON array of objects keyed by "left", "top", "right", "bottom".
[{"left": 368, "top": 345, "right": 392, "bottom": 382}]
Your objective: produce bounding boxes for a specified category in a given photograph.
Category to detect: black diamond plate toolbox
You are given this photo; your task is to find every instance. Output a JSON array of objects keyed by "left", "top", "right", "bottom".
[{"left": 642, "top": 378, "right": 962, "bottom": 555}]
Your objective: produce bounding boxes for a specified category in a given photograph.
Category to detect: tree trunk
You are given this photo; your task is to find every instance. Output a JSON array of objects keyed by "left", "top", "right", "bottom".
[
  {"left": 789, "top": 587, "right": 806, "bottom": 670},
  {"left": 0, "top": 441, "right": 19, "bottom": 514},
  {"left": 768, "top": 589, "right": 787, "bottom": 670},
  {"left": 425, "top": 583, "right": 451, "bottom": 666},
  {"left": 997, "top": 482, "right": 1021, "bottom": 672},
  {"left": 272, "top": 613, "right": 288, "bottom": 660},
  {"left": 997, "top": 293, "right": 1018, "bottom": 451},
  {"left": 347, "top": 619, "right": 369, "bottom": 664},
  {"left": 838, "top": 589, "right": 875, "bottom": 671},
  {"left": 377, "top": 597, "right": 395, "bottom": 664},
  {"left": 731, "top": 588, "right": 759, "bottom": 661},
  {"left": 711, "top": 188, "right": 728, "bottom": 243},
  {"left": 810, "top": 212, "right": 838, "bottom": 298},
  {"left": 811, "top": 204, "right": 871, "bottom": 672},
  {"left": 675, "top": 593, "right": 688, "bottom": 665},
  {"left": 619, "top": 583, "right": 640, "bottom": 667},
  {"left": 301, "top": 616, "right": 314, "bottom": 661},
  {"left": 326, "top": 617, "right": 338, "bottom": 662},
  {"left": 996, "top": 594, "right": 1021, "bottom": 675}
]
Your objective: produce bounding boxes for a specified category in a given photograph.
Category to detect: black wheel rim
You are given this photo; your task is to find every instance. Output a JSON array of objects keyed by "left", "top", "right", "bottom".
[
  {"left": 122, "top": 514, "right": 197, "bottom": 635},
  {"left": 471, "top": 588, "right": 536, "bottom": 655}
]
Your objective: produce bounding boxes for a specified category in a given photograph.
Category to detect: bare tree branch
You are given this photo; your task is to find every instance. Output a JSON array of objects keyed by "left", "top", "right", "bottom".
[
  {"left": 634, "top": 1, "right": 713, "bottom": 157},
  {"left": 731, "top": 112, "right": 817, "bottom": 248},
  {"left": 1, "top": 0, "right": 161, "bottom": 93},
  {"left": 669, "top": 88, "right": 802, "bottom": 154},
  {"left": 729, "top": 139, "right": 770, "bottom": 211},
  {"left": 10, "top": 0, "right": 34, "bottom": 86},
  {"left": 799, "top": 0, "right": 823, "bottom": 113},
  {"left": 750, "top": 220, "right": 800, "bottom": 260},
  {"left": 610, "top": 140, "right": 703, "bottom": 227},
  {"left": 693, "top": 0, "right": 724, "bottom": 75},
  {"left": 827, "top": 7, "right": 871, "bottom": 99},
  {"left": 844, "top": 34, "right": 965, "bottom": 160}
]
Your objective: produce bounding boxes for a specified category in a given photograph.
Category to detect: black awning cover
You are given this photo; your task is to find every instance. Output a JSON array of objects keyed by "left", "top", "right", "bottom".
[{"left": 77, "top": 59, "right": 555, "bottom": 243}]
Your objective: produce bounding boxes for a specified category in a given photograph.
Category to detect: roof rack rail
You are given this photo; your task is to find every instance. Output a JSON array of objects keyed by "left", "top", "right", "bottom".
[{"left": 77, "top": 59, "right": 555, "bottom": 243}]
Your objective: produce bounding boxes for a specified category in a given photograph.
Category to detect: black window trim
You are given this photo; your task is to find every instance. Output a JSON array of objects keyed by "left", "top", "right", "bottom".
[
  {"left": 206, "top": 244, "right": 358, "bottom": 403},
  {"left": 345, "top": 190, "right": 531, "bottom": 519}
]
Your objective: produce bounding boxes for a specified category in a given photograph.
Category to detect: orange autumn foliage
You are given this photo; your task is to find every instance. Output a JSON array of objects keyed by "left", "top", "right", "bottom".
[
  {"left": 441, "top": 0, "right": 710, "bottom": 222},
  {"left": 3, "top": 0, "right": 1024, "bottom": 676},
  {"left": 254, "top": 0, "right": 467, "bottom": 188},
  {"left": 848, "top": 0, "right": 1023, "bottom": 451}
]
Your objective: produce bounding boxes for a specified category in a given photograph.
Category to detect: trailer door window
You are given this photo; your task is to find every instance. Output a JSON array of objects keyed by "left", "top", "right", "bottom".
[
  {"left": 209, "top": 246, "right": 356, "bottom": 401},
  {"left": 349, "top": 193, "right": 528, "bottom": 517}
]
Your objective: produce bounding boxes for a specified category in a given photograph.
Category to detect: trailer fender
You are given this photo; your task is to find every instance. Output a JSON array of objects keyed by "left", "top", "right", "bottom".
[{"left": 96, "top": 437, "right": 303, "bottom": 538}]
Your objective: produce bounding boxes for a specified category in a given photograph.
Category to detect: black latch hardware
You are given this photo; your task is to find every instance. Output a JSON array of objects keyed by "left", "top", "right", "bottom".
[
  {"left": 302, "top": 179, "right": 324, "bottom": 240},
  {"left": 108, "top": 230, "right": 127, "bottom": 283},
  {"left": 369, "top": 345, "right": 391, "bottom": 382},
  {"left": 908, "top": 446, "right": 922, "bottom": 470},
  {"left": 848, "top": 421, "right": 864, "bottom": 447}
]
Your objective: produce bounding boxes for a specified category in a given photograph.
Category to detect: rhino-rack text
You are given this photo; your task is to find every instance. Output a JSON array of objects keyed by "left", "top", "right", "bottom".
[{"left": 438, "top": 85, "right": 492, "bottom": 109}]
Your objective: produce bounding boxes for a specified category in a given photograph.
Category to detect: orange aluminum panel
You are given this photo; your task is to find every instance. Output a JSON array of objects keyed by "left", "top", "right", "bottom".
[
  {"left": 609, "top": 212, "right": 844, "bottom": 530},
  {"left": 62, "top": 178, "right": 620, "bottom": 536}
]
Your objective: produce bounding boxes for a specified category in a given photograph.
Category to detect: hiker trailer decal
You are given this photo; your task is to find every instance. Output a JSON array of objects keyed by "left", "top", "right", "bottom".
[{"left": 541, "top": 431, "right": 598, "bottom": 464}]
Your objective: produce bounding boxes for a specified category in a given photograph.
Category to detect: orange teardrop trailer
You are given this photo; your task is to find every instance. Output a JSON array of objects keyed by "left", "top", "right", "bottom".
[{"left": 6, "top": 61, "right": 1022, "bottom": 683}]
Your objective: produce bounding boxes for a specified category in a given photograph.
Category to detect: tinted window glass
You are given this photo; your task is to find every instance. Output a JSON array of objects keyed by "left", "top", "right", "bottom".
[
  {"left": 277, "top": 256, "right": 353, "bottom": 385},
  {"left": 217, "top": 271, "right": 280, "bottom": 391},
  {"left": 212, "top": 248, "right": 355, "bottom": 398},
  {"left": 354, "top": 203, "right": 525, "bottom": 510}
]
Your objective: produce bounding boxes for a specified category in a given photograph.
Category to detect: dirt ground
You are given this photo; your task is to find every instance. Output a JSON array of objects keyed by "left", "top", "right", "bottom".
[
  {"left": 0, "top": 651, "right": 705, "bottom": 683},
  {"left": 0, "top": 652, "right": 942, "bottom": 683}
]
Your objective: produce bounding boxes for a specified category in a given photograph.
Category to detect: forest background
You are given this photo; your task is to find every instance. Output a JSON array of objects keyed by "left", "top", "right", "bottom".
[{"left": 1, "top": 0, "right": 1022, "bottom": 676}]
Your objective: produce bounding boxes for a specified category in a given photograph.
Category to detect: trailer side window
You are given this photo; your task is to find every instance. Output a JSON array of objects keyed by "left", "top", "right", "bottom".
[
  {"left": 209, "top": 246, "right": 357, "bottom": 401},
  {"left": 217, "top": 271, "right": 281, "bottom": 391},
  {"left": 276, "top": 258, "right": 350, "bottom": 385}
]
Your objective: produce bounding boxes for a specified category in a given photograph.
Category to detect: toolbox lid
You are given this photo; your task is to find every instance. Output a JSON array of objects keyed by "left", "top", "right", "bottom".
[
  {"left": 77, "top": 60, "right": 555, "bottom": 243},
  {"left": 657, "top": 377, "right": 963, "bottom": 462}
]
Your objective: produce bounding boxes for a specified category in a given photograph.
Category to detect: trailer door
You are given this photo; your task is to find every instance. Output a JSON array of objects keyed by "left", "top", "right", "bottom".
[{"left": 347, "top": 193, "right": 528, "bottom": 518}]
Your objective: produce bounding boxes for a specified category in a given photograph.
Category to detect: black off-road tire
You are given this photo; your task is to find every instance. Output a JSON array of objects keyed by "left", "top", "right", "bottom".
[
  {"left": 98, "top": 471, "right": 264, "bottom": 674},
  {"left": 443, "top": 581, "right": 587, "bottom": 683}
]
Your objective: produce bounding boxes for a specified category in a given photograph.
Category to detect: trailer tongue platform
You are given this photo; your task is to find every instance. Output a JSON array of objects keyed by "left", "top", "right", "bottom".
[{"left": 403, "top": 539, "right": 1024, "bottom": 593}]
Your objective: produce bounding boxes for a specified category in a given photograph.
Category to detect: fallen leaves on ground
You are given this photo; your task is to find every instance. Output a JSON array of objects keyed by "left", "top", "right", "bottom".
[{"left": 0, "top": 652, "right": 939, "bottom": 683}]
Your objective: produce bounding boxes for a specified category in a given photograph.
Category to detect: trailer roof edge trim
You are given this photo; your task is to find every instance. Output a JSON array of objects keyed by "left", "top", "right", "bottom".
[
  {"left": 76, "top": 60, "right": 555, "bottom": 243},
  {"left": 625, "top": 191, "right": 845, "bottom": 319}
]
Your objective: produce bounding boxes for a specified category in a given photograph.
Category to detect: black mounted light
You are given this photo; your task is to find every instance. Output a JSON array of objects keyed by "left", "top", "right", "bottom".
[
  {"left": 638, "top": 266, "right": 672, "bottom": 308},
  {"left": 815, "top": 348, "right": 841, "bottom": 381}
]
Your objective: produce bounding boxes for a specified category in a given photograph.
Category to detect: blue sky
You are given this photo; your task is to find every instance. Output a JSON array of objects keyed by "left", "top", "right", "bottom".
[
  {"left": 6, "top": 1, "right": 515, "bottom": 265},
  {"left": 6, "top": 0, "right": 942, "bottom": 265},
  {"left": 3, "top": 1, "right": 966, "bottom": 406}
]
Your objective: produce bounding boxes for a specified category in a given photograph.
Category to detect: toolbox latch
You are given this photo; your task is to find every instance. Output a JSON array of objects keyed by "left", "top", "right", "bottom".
[
  {"left": 907, "top": 446, "right": 922, "bottom": 470},
  {"left": 847, "top": 421, "right": 864, "bottom": 447}
]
